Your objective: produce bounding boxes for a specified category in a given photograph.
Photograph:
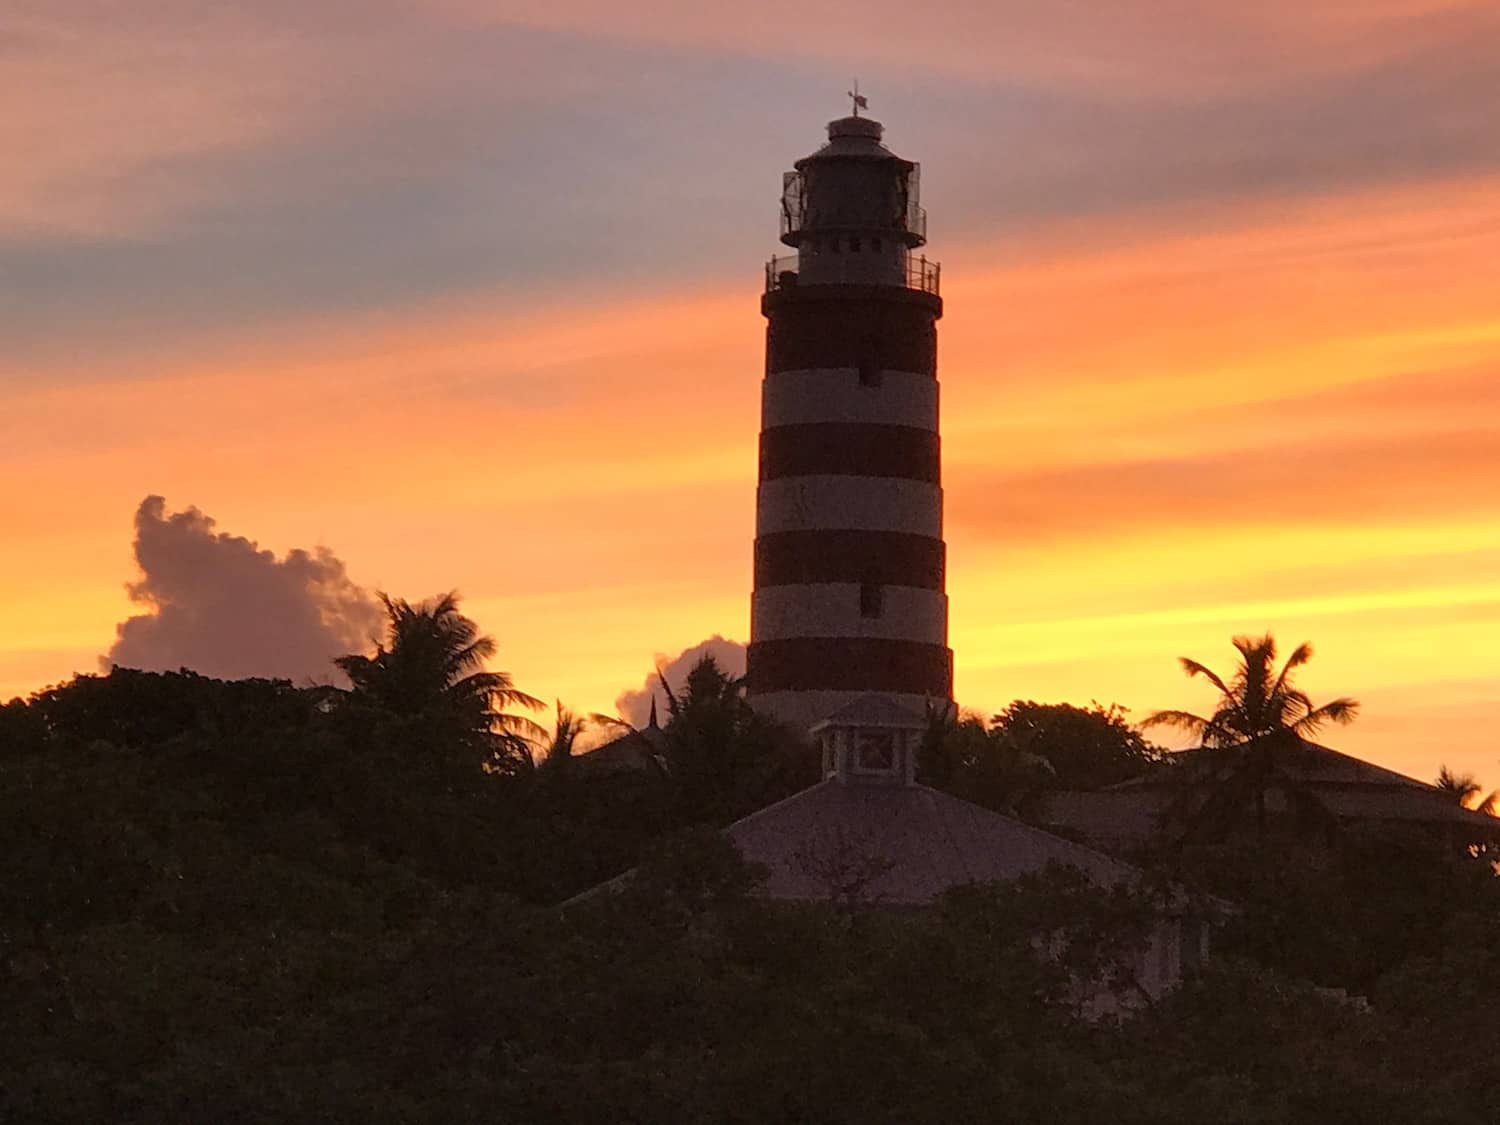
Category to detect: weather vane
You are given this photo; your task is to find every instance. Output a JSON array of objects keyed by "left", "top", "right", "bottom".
[{"left": 848, "top": 79, "right": 868, "bottom": 117}]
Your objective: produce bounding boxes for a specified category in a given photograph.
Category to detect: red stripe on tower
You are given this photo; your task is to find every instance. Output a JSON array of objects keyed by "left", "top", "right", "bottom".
[{"left": 746, "top": 112, "right": 952, "bottom": 732}]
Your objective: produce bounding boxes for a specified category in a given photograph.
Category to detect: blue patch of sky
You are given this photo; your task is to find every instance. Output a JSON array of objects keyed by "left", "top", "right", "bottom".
[{"left": 4, "top": 19, "right": 1499, "bottom": 382}]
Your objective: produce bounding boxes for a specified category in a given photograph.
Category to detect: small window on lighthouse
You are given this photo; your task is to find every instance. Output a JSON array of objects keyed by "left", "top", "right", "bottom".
[
  {"left": 860, "top": 582, "right": 884, "bottom": 618},
  {"left": 850, "top": 236, "right": 862, "bottom": 253}
]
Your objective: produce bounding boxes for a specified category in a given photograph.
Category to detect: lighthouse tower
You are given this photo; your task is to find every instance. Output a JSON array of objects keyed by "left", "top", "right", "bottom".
[{"left": 746, "top": 109, "right": 952, "bottom": 731}]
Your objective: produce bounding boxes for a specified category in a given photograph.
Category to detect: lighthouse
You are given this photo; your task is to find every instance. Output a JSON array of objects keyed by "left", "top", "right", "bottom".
[{"left": 746, "top": 108, "right": 952, "bottom": 731}]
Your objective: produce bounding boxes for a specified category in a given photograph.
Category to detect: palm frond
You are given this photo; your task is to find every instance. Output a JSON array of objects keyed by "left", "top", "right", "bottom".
[
  {"left": 448, "top": 636, "right": 497, "bottom": 676},
  {"left": 1177, "top": 659, "right": 1231, "bottom": 697},
  {"left": 492, "top": 712, "right": 550, "bottom": 743},
  {"left": 588, "top": 712, "right": 635, "bottom": 734},
  {"left": 1282, "top": 688, "right": 1316, "bottom": 718},
  {"left": 1232, "top": 633, "right": 1276, "bottom": 665},
  {"left": 491, "top": 686, "right": 546, "bottom": 712},
  {"left": 656, "top": 668, "right": 682, "bottom": 722},
  {"left": 542, "top": 700, "right": 590, "bottom": 767},
  {"left": 1435, "top": 765, "right": 1482, "bottom": 804},
  {"left": 1273, "top": 642, "right": 1314, "bottom": 695},
  {"left": 1141, "top": 709, "right": 1213, "bottom": 736},
  {"left": 1291, "top": 697, "right": 1359, "bottom": 735}
]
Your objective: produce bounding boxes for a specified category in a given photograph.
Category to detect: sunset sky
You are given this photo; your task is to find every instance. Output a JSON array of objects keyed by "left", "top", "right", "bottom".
[{"left": 4, "top": 1, "right": 1498, "bottom": 786}]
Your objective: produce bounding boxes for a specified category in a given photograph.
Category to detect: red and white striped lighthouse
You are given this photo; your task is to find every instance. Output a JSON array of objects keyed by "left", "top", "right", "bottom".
[{"left": 746, "top": 110, "right": 952, "bottom": 730}]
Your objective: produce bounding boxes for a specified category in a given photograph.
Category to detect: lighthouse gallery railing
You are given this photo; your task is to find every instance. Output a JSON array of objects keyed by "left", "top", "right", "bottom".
[{"left": 764, "top": 255, "right": 941, "bottom": 296}]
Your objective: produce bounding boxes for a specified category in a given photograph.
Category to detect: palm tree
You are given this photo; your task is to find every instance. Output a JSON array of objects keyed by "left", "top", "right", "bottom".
[
  {"left": 655, "top": 655, "right": 791, "bottom": 821},
  {"left": 1142, "top": 634, "right": 1360, "bottom": 845},
  {"left": 1436, "top": 765, "right": 1482, "bottom": 806},
  {"left": 1436, "top": 765, "right": 1499, "bottom": 816},
  {"left": 538, "top": 700, "right": 588, "bottom": 775},
  {"left": 1144, "top": 634, "right": 1359, "bottom": 747},
  {"left": 658, "top": 657, "right": 748, "bottom": 727},
  {"left": 335, "top": 591, "right": 544, "bottom": 773}
]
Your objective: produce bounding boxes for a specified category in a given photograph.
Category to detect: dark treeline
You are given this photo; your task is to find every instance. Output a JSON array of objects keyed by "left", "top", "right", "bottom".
[{"left": 2, "top": 601, "right": 1498, "bottom": 1121}]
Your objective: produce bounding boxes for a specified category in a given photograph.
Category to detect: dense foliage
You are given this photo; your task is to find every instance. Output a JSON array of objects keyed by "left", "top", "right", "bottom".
[
  {"left": 2, "top": 649, "right": 1497, "bottom": 1121},
  {"left": 920, "top": 699, "right": 1162, "bottom": 811}
]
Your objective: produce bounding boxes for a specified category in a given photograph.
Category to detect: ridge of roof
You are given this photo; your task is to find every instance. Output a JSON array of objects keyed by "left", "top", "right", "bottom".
[
  {"left": 1108, "top": 740, "right": 1435, "bottom": 792},
  {"left": 811, "top": 693, "right": 930, "bottom": 732},
  {"left": 723, "top": 780, "right": 1152, "bottom": 905}
]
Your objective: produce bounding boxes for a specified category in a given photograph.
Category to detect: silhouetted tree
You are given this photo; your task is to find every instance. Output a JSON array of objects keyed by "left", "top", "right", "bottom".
[
  {"left": 992, "top": 700, "right": 1160, "bottom": 790},
  {"left": 5, "top": 663, "right": 1500, "bottom": 1121},
  {"left": 0, "top": 696, "right": 46, "bottom": 757},
  {"left": 656, "top": 655, "right": 807, "bottom": 822},
  {"left": 1436, "top": 764, "right": 1499, "bottom": 816},
  {"left": 1436, "top": 765, "right": 1482, "bottom": 805},
  {"left": 922, "top": 701, "right": 1157, "bottom": 813},
  {"left": 919, "top": 704, "right": 991, "bottom": 789},
  {"left": 920, "top": 706, "right": 1054, "bottom": 814},
  {"left": 25, "top": 666, "right": 312, "bottom": 752},
  {"left": 335, "top": 591, "right": 543, "bottom": 773},
  {"left": 1143, "top": 635, "right": 1360, "bottom": 844},
  {"left": 537, "top": 700, "right": 589, "bottom": 777},
  {"left": 1143, "top": 634, "right": 1359, "bottom": 746}
]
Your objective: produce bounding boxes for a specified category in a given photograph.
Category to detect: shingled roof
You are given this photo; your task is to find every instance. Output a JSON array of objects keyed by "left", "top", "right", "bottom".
[
  {"left": 812, "top": 694, "right": 935, "bottom": 731},
  {"left": 1039, "top": 738, "right": 1500, "bottom": 849},
  {"left": 1108, "top": 741, "right": 1434, "bottom": 792},
  {"left": 726, "top": 779, "right": 1142, "bottom": 906},
  {"left": 572, "top": 724, "right": 666, "bottom": 777}
]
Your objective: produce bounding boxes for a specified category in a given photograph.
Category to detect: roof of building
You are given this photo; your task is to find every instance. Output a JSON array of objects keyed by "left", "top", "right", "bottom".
[
  {"left": 811, "top": 694, "right": 930, "bottom": 733},
  {"left": 572, "top": 725, "right": 666, "bottom": 776},
  {"left": 1038, "top": 790, "right": 1165, "bottom": 846},
  {"left": 1040, "top": 747, "right": 1500, "bottom": 846},
  {"left": 803, "top": 115, "right": 898, "bottom": 162},
  {"left": 1108, "top": 740, "right": 1434, "bottom": 793},
  {"left": 726, "top": 779, "right": 1141, "bottom": 906}
]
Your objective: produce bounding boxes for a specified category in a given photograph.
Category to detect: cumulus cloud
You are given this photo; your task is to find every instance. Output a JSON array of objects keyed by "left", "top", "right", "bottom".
[
  {"left": 614, "top": 634, "right": 747, "bottom": 728},
  {"left": 104, "top": 495, "right": 383, "bottom": 682}
]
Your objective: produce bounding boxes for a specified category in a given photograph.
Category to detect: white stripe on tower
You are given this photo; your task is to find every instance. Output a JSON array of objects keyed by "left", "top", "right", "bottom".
[
  {"left": 751, "top": 584, "right": 948, "bottom": 644},
  {"left": 755, "top": 476, "right": 943, "bottom": 537},
  {"left": 761, "top": 368, "right": 938, "bottom": 430}
]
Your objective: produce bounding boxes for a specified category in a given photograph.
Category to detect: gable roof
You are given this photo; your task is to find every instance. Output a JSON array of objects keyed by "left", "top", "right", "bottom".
[
  {"left": 811, "top": 694, "right": 930, "bottom": 733},
  {"left": 1109, "top": 740, "right": 1436, "bottom": 792},
  {"left": 1042, "top": 748, "right": 1500, "bottom": 847},
  {"left": 726, "top": 779, "right": 1142, "bottom": 906},
  {"left": 573, "top": 725, "right": 666, "bottom": 776}
]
